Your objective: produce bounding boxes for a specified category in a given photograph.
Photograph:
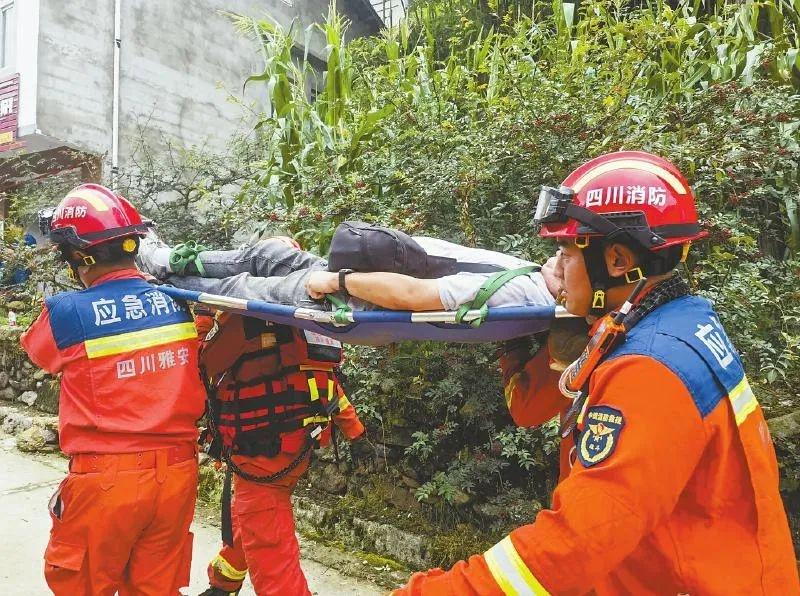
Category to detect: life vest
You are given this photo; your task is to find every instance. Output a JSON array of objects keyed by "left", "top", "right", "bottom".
[{"left": 200, "top": 312, "right": 343, "bottom": 456}]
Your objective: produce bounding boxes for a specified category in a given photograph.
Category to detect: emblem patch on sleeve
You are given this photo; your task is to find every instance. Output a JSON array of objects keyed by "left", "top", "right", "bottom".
[{"left": 577, "top": 405, "right": 624, "bottom": 468}]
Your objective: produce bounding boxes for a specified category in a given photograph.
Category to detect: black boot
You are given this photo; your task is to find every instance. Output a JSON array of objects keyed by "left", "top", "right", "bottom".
[{"left": 196, "top": 587, "right": 240, "bottom": 596}]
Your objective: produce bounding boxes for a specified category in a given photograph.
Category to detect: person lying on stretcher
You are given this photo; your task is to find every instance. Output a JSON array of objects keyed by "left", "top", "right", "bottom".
[{"left": 136, "top": 221, "right": 561, "bottom": 311}]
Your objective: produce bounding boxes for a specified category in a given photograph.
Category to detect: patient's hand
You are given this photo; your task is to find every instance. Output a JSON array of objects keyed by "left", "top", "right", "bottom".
[
  {"left": 307, "top": 271, "right": 339, "bottom": 299},
  {"left": 541, "top": 254, "right": 563, "bottom": 299}
]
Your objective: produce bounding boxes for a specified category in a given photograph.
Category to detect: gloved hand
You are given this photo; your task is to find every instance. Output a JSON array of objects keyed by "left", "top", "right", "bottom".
[
  {"left": 495, "top": 335, "right": 533, "bottom": 360},
  {"left": 495, "top": 335, "right": 537, "bottom": 383},
  {"left": 547, "top": 317, "right": 591, "bottom": 368},
  {"left": 349, "top": 433, "right": 380, "bottom": 473}
]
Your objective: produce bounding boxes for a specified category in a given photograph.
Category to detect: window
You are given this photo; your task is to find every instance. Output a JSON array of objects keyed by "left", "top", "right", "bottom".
[{"left": 0, "top": 3, "right": 13, "bottom": 69}]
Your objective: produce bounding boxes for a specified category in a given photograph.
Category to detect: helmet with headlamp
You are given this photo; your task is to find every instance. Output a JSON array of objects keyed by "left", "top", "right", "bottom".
[
  {"left": 534, "top": 151, "right": 707, "bottom": 311},
  {"left": 39, "top": 184, "right": 152, "bottom": 279}
]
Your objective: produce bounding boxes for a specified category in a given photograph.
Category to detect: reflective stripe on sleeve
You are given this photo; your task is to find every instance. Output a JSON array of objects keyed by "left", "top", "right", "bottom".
[
  {"left": 211, "top": 554, "right": 247, "bottom": 581},
  {"left": 338, "top": 394, "right": 352, "bottom": 411},
  {"left": 729, "top": 376, "right": 758, "bottom": 426},
  {"left": 484, "top": 535, "right": 550, "bottom": 596},
  {"left": 84, "top": 322, "right": 197, "bottom": 359}
]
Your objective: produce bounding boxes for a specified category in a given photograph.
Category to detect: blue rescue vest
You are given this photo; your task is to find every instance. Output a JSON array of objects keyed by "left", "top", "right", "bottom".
[
  {"left": 607, "top": 295, "right": 755, "bottom": 422},
  {"left": 46, "top": 277, "right": 194, "bottom": 352}
]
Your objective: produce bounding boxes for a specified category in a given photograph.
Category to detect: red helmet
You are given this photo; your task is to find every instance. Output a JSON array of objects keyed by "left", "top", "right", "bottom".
[
  {"left": 48, "top": 184, "right": 152, "bottom": 248},
  {"left": 535, "top": 151, "right": 707, "bottom": 250}
]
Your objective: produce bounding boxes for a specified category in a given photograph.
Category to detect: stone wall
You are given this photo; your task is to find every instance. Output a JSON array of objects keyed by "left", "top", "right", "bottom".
[
  {"left": 0, "top": 324, "right": 60, "bottom": 452},
  {"left": 0, "top": 325, "right": 59, "bottom": 415}
]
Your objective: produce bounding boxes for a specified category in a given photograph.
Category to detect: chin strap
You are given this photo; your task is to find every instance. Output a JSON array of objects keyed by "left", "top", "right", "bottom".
[
  {"left": 59, "top": 245, "right": 96, "bottom": 284},
  {"left": 578, "top": 237, "right": 679, "bottom": 315}
]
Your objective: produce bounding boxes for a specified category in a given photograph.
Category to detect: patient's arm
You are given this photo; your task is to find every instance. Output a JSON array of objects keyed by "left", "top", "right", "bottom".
[{"left": 307, "top": 271, "right": 444, "bottom": 311}]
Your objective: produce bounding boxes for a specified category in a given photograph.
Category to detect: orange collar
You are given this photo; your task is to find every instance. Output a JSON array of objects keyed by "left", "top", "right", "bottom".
[{"left": 89, "top": 268, "right": 146, "bottom": 288}]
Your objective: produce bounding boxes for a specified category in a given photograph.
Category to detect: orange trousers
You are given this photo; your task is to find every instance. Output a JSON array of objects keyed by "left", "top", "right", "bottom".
[
  {"left": 44, "top": 448, "right": 198, "bottom": 595},
  {"left": 208, "top": 451, "right": 311, "bottom": 596}
]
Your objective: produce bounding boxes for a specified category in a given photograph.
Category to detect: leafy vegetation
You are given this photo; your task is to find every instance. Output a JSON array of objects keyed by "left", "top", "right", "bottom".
[{"left": 3, "top": 0, "right": 799, "bottom": 564}]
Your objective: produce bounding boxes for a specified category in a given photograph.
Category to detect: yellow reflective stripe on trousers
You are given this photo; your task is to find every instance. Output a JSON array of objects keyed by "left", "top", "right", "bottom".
[
  {"left": 211, "top": 554, "right": 247, "bottom": 581},
  {"left": 729, "top": 376, "right": 758, "bottom": 426},
  {"left": 84, "top": 322, "right": 197, "bottom": 359},
  {"left": 484, "top": 536, "right": 549, "bottom": 596}
]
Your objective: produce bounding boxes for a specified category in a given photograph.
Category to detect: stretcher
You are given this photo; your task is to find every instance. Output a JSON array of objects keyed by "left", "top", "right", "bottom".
[{"left": 160, "top": 286, "right": 572, "bottom": 346}]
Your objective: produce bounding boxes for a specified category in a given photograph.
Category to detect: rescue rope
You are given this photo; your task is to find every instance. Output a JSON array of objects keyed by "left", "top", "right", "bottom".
[
  {"left": 223, "top": 436, "right": 315, "bottom": 484},
  {"left": 220, "top": 431, "right": 317, "bottom": 546},
  {"left": 559, "top": 274, "right": 690, "bottom": 437},
  {"left": 621, "top": 275, "right": 690, "bottom": 329}
]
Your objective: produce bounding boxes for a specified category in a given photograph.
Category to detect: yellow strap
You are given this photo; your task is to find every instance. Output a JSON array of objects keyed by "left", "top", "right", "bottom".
[
  {"left": 484, "top": 536, "right": 550, "bottom": 596},
  {"left": 211, "top": 554, "right": 247, "bottom": 581},
  {"left": 576, "top": 397, "right": 590, "bottom": 427},
  {"left": 303, "top": 415, "right": 330, "bottom": 426},
  {"left": 729, "top": 376, "right": 758, "bottom": 426},
  {"left": 308, "top": 377, "right": 320, "bottom": 401},
  {"left": 85, "top": 322, "right": 197, "bottom": 359}
]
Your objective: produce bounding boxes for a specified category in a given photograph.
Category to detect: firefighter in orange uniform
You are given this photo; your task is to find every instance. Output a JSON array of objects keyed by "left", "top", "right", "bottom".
[
  {"left": 21, "top": 184, "right": 206, "bottom": 595},
  {"left": 393, "top": 151, "right": 800, "bottom": 595},
  {"left": 196, "top": 271, "right": 368, "bottom": 594}
]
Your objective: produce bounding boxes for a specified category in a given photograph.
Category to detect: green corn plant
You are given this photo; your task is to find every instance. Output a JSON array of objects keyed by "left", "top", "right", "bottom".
[{"left": 229, "top": 3, "right": 396, "bottom": 216}]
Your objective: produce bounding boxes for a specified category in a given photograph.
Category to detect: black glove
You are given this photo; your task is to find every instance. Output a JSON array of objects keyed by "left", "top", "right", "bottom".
[
  {"left": 494, "top": 335, "right": 534, "bottom": 362},
  {"left": 349, "top": 433, "right": 379, "bottom": 472}
]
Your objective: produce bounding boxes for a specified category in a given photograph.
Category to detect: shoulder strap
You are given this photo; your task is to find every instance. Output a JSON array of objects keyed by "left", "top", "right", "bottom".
[{"left": 455, "top": 265, "right": 539, "bottom": 327}]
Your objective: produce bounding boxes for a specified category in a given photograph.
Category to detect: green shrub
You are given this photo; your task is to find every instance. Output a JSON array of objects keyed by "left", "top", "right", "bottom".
[{"left": 96, "top": 0, "right": 800, "bottom": 554}]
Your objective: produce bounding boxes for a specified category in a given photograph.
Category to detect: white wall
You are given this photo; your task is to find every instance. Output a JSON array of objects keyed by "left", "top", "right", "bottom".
[
  {"left": 0, "top": 0, "right": 40, "bottom": 137},
  {"left": 32, "top": 0, "right": 380, "bottom": 174}
]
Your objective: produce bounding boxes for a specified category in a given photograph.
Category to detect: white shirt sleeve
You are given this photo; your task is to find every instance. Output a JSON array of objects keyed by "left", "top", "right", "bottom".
[{"left": 436, "top": 271, "right": 555, "bottom": 311}]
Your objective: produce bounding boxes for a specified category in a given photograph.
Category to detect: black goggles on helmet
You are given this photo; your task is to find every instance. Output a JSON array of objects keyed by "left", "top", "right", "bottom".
[
  {"left": 38, "top": 206, "right": 153, "bottom": 249},
  {"left": 534, "top": 185, "right": 671, "bottom": 249},
  {"left": 534, "top": 186, "right": 576, "bottom": 225},
  {"left": 534, "top": 185, "right": 704, "bottom": 251}
]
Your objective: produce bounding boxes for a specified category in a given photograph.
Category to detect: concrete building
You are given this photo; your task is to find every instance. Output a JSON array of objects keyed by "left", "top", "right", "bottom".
[
  {"left": 370, "top": 0, "right": 406, "bottom": 28},
  {"left": 0, "top": 0, "right": 383, "bottom": 219}
]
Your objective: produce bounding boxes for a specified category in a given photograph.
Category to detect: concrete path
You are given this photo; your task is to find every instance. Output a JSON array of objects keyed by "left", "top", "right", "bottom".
[{"left": 0, "top": 439, "right": 383, "bottom": 595}]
